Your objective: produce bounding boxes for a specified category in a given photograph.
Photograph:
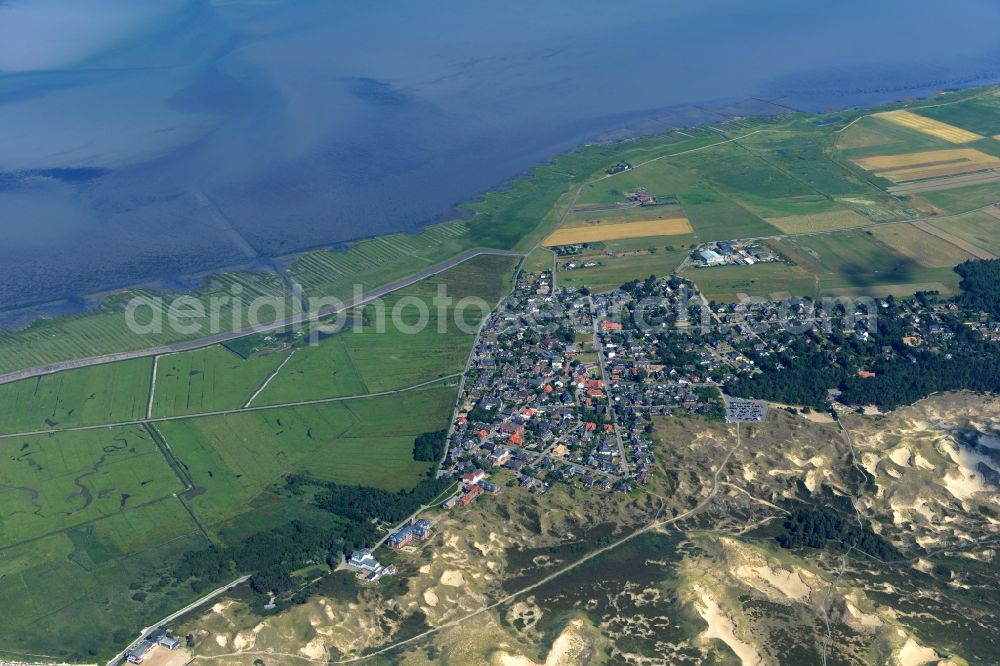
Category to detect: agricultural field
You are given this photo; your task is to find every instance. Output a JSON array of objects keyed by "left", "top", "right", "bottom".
[
  {"left": 834, "top": 115, "right": 954, "bottom": 158},
  {"left": 682, "top": 262, "right": 819, "bottom": 302},
  {"left": 556, "top": 237, "right": 695, "bottom": 293},
  {"left": 853, "top": 148, "right": 1000, "bottom": 183},
  {"left": 523, "top": 245, "right": 556, "bottom": 275},
  {"left": 834, "top": 96, "right": 1000, "bottom": 215},
  {"left": 256, "top": 254, "right": 517, "bottom": 405},
  {"left": 0, "top": 358, "right": 150, "bottom": 434},
  {"left": 867, "top": 223, "right": 977, "bottom": 267},
  {"left": 766, "top": 208, "right": 871, "bottom": 234},
  {"left": 543, "top": 217, "right": 692, "bottom": 246},
  {"left": 918, "top": 182, "right": 1000, "bottom": 214},
  {"left": 776, "top": 230, "right": 965, "bottom": 295},
  {"left": 572, "top": 146, "right": 785, "bottom": 242},
  {"left": 250, "top": 336, "right": 369, "bottom": 405},
  {"left": 151, "top": 345, "right": 289, "bottom": 416},
  {"left": 0, "top": 425, "right": 184, "bottom": 549},
  {"left": 156, "top": 402, "right": 359, "bottom": 529},
  {"left": 686, "top": 222, "right": 976, "bottom": 302},
  {"left": 910, "top": 91, "right": 1000, "bottom": 137},
  {"left": 157, "top": 386, "right": 454, "bottom": 535},
  {"left": 925, "top": 210, "right": 1000, "bottom": 257},
  {"left": 562, "top": 201, "right": 686, "bottom": 225},
  {"left": 678, "top": 186, "right": 783, "bottom": 241},
  {"left": 872, "top": 110, "right": 984, "bottom": 143}
]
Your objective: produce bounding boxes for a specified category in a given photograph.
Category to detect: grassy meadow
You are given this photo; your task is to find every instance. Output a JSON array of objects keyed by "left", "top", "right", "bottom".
[
  {"left": 0, "top": 425, "right": 184, "bottom": 549},
  {"left": 151, "top": 345, "right": 288, "bottom": 416},
  {"left": 0, "top": 358, "right": 151, "bottom": 433}
]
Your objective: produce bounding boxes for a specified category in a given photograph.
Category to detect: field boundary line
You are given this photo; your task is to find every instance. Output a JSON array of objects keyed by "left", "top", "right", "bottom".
[
  {"left": 243, "top": 348, "right": 296, "bottom": 408},
  {"left": 146, "top": 354, "right": 160, "bottom": 419},
  {"left": 909, "top": 219, "right": 997, "bottom": 260},
  {"left": 0, "top": 374, "right": 463, "bottom": 441}
]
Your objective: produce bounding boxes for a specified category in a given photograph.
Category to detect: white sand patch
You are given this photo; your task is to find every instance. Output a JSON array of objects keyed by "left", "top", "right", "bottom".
[
  {"left": 786, "top": 454, "right": 807, "bottom": 467},
  {"left": 214, "top": 635, "right": 227, "bottom": 648},
  {"left": 914, "top": 559, "right": 933, "bottom": 573},
  {"left": 845, "top": 601, "right": 882, "bottom": 629},
  {"left": 861, "top": 452, "right": 879, "bottom": 477},
  {"left": 941, "top": 441, "right": 996, "bottom": 500},
  {"left": 300, "top": 637, "right": 327, "bottom": 661},
  {"left": 736, "top": 565, "right": 811, "bottom": 602},
  {"left": 441, "top": 570, "right": 465, "bottom": 587},
  {"left": 211, "top": 601, "right": 233, "bottom": 615},
  {"left": 320, "top": 599, "right": 335, "bottom": 621},
  {"left": 896, "top": 637, "right": 940, "bottom": 665},
  {"left": 494, "top": 618, "right": 590, "bottom": 666},
  {"left": 889, "top": 447, "right": 913, "bottom": 467},
  {"left": 742, "top": 464, "right": 757, "bottom": 482},
  {"left": 804, "top": 469, "right": 818, "bottom": 493},
  {"left": 419, "top": 564, "right": 431, "bottom": 574},
  {"left": 914, "top": 453, "right": 936, "bottom": 470},
  {"left": 423, "top": 588, "right": 439, "bottom": 607},
  {"left": 943, "top": 469, "right": 991, "bottom": 501},
  {"left": 694, "top": 585, "right": 763, "bottom": 666}
]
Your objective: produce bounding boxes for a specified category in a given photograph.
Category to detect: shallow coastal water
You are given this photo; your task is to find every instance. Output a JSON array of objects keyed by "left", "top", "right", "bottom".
[{"left": 2, "top": 0, "right": 1000, "bottom": 313}]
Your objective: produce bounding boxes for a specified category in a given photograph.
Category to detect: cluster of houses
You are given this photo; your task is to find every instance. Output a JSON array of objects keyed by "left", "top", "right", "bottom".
[
  {"left": 442, "top": 271, "right": 732, "bottom": 493},
  {"left": 442, "top": 469, "right": 499, "bottom": 509},
  {"left": 623, "top": 188, "right": 657, "bottom": 206},
  {"left": 125, "top": 632, "right": 181, "bottom": 664},
  {"left": 694, "top": 241, "right": 778, "bottom": 267}
]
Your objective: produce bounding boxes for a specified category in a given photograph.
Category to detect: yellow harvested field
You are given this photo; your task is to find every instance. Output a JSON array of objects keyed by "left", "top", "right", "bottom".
[
  {"left": 854, "top": 148, "right": 1000, "bottom": 183},
  {"left": 543, "top": 218, "right": 692, "bottom": 246},
  {"left": 767, "top": 209, "right": 870, "bottom": 234},
  {"left": 873, "top": 110, "right": 983, "bottom": 143}
]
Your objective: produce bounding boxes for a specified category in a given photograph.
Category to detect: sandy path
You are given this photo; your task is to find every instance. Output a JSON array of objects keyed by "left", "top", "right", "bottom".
[
  {"left": 146, "top": 354, "right": 160, "bottom": 419},
  {"left": 911, "top": 219, "right": 997, "bottom": 260},
  {"left": 243, "top": 348, "right": 296, "bottom": 408}
]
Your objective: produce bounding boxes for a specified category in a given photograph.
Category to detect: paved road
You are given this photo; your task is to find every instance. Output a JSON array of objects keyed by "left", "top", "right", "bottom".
[
  {"left": 0, "top": 248, "right": 524, "bottom": 387},
  {"left": 591, "top": 303, "right": 630, "bottom": 476},
  {"left": 106, "top": 575, "right": 251, "bottom": 666}
]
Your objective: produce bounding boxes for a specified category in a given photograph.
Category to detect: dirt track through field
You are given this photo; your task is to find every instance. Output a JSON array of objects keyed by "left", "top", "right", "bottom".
[
  {"left": 888, "top": 169, "right": 1000, "bottom": 195},
  {"left": 911, "top": 220, "right": 997, "bottom": 260}
]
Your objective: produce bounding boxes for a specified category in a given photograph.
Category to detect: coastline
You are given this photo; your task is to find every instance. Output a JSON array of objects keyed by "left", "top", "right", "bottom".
[{"left": 1, "top": 80, "right": 997, "bottom": 343}]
